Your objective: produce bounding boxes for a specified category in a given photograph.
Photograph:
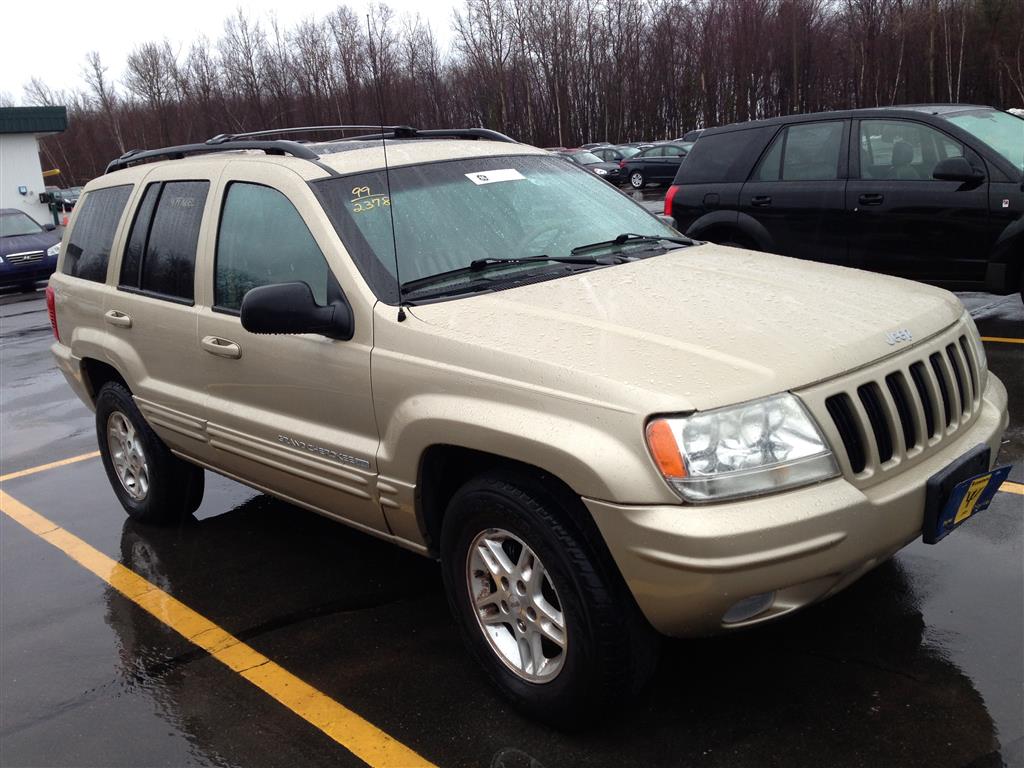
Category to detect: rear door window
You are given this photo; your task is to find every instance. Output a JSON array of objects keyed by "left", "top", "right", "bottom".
[
  {"left": 120, "top": 181, "right": 208, "bottom": 302},
  {"left": 214, "top": 182, "right": 329, "bottom": 311},
  {"left": 754, "top": 121, "right": 845, "bottom": 181},
  {"left": 62, "top": 185, "right": 133, "bottom": 282}
]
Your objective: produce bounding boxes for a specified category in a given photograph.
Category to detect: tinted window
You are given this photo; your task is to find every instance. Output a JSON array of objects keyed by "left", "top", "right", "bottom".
[
  {"left": 215, "top": 183, "right": 329, "bottom": 311},
  {"left": 756, "top": 122, "right": 844, "bottom": 181},
  {"left": 62, "top": 185, "right": 132, "bottom": 282},
  {"left": 859, "top": 120, "right": 964, "bottom": 180},
  {"left": 120, "top": 183, "right": 161, "bottom": 288},
  {"left": 676, "top": 126, "right": 776, "bottom": 184},
  {"left": 134, "top": 181, "right": 208, "bottom": 300},
  {"left": 662, "top": 145, "right": 686, "bottom": 157}
]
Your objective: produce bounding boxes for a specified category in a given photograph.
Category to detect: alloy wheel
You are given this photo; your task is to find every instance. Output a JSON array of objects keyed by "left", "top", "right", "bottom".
[{"left": 106, "top": 411, "right": 150, "bottom": 501}]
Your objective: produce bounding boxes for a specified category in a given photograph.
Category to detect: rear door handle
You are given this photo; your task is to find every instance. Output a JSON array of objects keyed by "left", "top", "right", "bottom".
[
  {"left": 858, "top": 193, "right": 884, "bottom": 205},
  {"left": 201, "top": 335, "right": 242, "bottom": 359},
  {"left": 104, "top": 310, "right": 132, "bottom": 328},
  {"left": 751, "top": 195, "right": 772, "bottom": 207}
]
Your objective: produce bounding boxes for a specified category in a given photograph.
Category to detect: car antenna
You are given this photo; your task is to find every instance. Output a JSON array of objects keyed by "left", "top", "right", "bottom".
[{"left": 367, "top": 13, "right": 405, "bottom": 322}]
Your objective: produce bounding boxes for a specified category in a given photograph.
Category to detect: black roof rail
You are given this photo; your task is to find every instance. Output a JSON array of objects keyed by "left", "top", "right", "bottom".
[
  {"left": 104, "top": 125, "right": 519, "bottom": 174},
  {"left": 104, "top": 140, "right": 320, "bottom": 174}
]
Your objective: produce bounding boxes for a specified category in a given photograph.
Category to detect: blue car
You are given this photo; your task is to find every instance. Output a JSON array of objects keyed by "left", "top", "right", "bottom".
[{"left": 0, "top": 208, "right": 62, "bottom": 290}]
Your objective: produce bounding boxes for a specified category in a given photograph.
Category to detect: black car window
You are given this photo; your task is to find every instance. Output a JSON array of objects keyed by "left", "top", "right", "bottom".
[
  {"left": 677, "top": 126, "right": 776, "bottom": 184},
  {"left": 215, "top": 182, "right": 329, "bottom": 311},
  {"left": 120, "top": 180, "right": 208, "bottom": 302},
  {"left": 62, "top": 185, "right": 133, "bottom": 282},
  {"left": 755, "top": 121, "right": 844, "bottom": 181},
  {"left": 641, "top": 147, "right": 663, "bottom": 158},
  {"left": 662, "top": 146, "right": 686, "bottom": 157},
  {"left": 859, "top": 120, "right": 964, "bottom": 181}
]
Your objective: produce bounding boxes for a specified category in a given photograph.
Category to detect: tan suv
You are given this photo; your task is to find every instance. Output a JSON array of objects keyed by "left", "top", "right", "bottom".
[{"left": 48, "top": 126, "right": 1009, "bottom": 726}]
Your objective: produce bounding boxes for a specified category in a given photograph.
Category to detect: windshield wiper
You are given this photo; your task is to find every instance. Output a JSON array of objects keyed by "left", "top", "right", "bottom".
[
  {"left": 400, "top": 254, "right": 620, "bottom": 296},
  {"left": 570, "top": 232, "right": 694, "bottom": 256}
]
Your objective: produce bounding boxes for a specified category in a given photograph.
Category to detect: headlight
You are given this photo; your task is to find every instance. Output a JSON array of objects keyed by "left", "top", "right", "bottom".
[
  {"left": 47, "top": 243, "right": 61, "bottom": 257},
  {"left": 645, "top": 393, "right": 839, "bottom": 502},
  {"left": 594, "top": 168, "right": 608, "bottom": 175}
]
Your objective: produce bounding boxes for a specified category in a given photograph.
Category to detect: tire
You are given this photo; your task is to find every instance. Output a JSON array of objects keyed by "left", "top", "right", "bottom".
[
  {"left": 629, "top": 170, "right": 646, "bottom": 189},
  {"left": 95, "top": 381, "right": 204, "bottom": 524},
  {"left": 440, "top": 471, "right": 658, "bottom": 728}
]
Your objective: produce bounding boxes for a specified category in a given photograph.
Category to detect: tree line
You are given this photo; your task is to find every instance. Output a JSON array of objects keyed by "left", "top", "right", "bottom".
[{"left": 19, "top": 0, "right": 1024, "bottom": 185}]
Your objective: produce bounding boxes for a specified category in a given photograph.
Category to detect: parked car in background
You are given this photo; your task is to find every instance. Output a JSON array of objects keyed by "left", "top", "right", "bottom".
[
  {"left": 580, "top": 142, "right": 611, "bottom": 149},
  {"left": 666, "top": 105, "right": 1024, "bottom": 300},
  {"left": 622, "top": 142, "right": 692, "bottom": 189},
  {"left": 554, "top": 149, "right": 622, "bottom": 183},
  {"left": 590, "top": 145, "right": 641, "bottom": 165},
  {"left": 679, "top": 129, "right": 705, "bottom": 142},
  {"left": 0, "top": 208, "right": 61, "bottom": 289}
]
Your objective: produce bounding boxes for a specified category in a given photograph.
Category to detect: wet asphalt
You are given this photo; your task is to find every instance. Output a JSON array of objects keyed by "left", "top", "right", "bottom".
[{"left": 1, "top": 266, "right": 1022, "bottom": 767}]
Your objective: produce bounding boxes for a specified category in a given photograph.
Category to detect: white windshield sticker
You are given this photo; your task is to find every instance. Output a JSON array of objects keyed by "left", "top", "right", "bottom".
[{"left": 464, "top": 169, "right": 525, "bottom": 185}]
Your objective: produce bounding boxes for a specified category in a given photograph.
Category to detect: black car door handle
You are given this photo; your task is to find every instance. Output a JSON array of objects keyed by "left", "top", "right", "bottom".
[
  {"left": 858, "top": 193, "right": 884, "bottom": 205},
  {"left": 751, "top": 195, "right": 772, "bottom": 207}
]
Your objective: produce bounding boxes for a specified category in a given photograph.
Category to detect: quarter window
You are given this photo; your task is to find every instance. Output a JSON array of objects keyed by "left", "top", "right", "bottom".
[
  {"left": 755, "top": 122, "right": 844, "bottom": 181},
  {"left": 214, "top": 183, "right": 329, "bottom": 311},
  {"left": 62, "top": 185, "right": 132, "bottom": 282},
  {"left": 120, "top": 180, "right": 208, "bottom": 301},
  {"left": 859, "top": 120, "right": 964, "bottom": 180}
]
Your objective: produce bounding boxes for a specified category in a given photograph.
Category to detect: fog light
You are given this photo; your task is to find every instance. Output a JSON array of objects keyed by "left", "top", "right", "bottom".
[{"left": 722, "top": 591, "right": 775, "bottom": 624}]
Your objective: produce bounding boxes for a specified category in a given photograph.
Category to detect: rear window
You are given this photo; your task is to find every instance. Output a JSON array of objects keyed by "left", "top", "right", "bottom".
[
  {"left": 62, "top": 185, "right": 133, "bottom": 282},
  {"left": 674, "top": 126, "right": 776, "bottom": 184}
]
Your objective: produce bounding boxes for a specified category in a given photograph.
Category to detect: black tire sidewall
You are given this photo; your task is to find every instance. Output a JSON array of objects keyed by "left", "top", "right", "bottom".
[
  {"left": 440, "top": 477, "right": 617, "bottom": 724},
  {"left": 95, "top": 382, "right": 196, "bottom": 524}
]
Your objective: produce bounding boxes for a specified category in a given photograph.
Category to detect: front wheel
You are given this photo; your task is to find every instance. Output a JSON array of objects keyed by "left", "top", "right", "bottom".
[
  {"left": 629, "top": 171, "right": 646, "bottom": 189},
  {"left": 440, "top": 472, "right": 658, "bottom": 727}
]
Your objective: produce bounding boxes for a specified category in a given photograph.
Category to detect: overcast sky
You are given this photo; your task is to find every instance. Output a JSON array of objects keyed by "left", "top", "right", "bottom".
[{"left": 1, "top": 0, "right": 458, "bottom": 103}]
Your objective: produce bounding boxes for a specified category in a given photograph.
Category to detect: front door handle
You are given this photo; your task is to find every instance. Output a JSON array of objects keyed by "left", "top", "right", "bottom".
[
  {"left": 859, "top": 193, "right": 885, "bottom": 205},
  {"left": 751, "top": 195, "right": 772, "bottom": 207},
  {"left": 104, "top": 310, "right": 132, "bottom": 328},
  {"left": 201, "top": 335, "right": 242, "bottom": 359}
]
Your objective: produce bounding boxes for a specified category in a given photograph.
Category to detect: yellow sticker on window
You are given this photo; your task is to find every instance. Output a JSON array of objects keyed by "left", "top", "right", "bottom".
[
  {"left": 350, "top": 185, "right": 390, "bottom": 213},
  {"left": 954, "top": 475, "right": 990, "bottom": 524}
]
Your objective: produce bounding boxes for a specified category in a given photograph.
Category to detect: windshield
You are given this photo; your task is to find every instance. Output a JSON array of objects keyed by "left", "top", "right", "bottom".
[
  {"left": 0, "top": 211, "right": 44, "bottom": 237},
  {"left": 314, "top": 153, "right": 680, "bottom": 303},
  {"left": 944, "top": 109, "right": 1024, "bottom": 173}
]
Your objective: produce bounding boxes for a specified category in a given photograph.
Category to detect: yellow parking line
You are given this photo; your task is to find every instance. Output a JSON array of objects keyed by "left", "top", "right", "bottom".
[
  {"left": 1001, "top": 480, "right": 1024, "bottom": 496},
  {"left": 0, "top": 489, "right": 436, "bottom": 768},
  {"left": 980, "top": 336, "right": 1024, "bottom": 345},
  {"left": 0, "top": 451, "right": 100, "bottom": 483}
]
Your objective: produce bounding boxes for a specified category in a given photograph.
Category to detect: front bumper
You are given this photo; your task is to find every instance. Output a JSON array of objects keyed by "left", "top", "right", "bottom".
[
  {"left": 0, "top": 257, "right": 57, "bottom": 286},
  {"left": 586, "top": 374, "right": 1008, "bottom": 637}
]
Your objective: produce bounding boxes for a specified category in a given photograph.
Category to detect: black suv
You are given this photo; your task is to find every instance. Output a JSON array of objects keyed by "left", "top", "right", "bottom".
[{"left": 666, "top": 105, "right": 1023, "bottom": 299}]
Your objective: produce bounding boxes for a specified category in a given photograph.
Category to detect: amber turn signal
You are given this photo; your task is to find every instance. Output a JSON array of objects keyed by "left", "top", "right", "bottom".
[{"left": 645, "top": 419, "right": 687, "bottom": 479}]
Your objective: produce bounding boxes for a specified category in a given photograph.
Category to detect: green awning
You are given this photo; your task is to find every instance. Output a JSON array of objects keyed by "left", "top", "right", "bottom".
[{"left": 0, "top": 106, "right": 68, "bottom": 135}]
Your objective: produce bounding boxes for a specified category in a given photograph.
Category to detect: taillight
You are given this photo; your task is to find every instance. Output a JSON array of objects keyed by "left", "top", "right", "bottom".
[
  {"left": 665, "top": 185, "right": 680, "bottom": 216},
  {"left": 45, "top": 284, "right": 60, "bottom": 342}
]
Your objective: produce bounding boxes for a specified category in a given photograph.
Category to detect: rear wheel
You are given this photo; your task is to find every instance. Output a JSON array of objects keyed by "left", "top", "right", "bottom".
[
  {"left": 96, "top": 382, "right": 204, "bottom": 524},
  {"left": 440, "top": 472, "right": 658, "bottom": 727}
]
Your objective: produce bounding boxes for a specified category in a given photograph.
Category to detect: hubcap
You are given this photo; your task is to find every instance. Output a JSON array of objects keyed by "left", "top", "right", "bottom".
[
  {"left": 106, "top": 411, "right": 149, "bottom": 501},
  {"left": 466, "top": 528, "right": 567, "bottom": 682},
  {"left": 631, "top": 172, "right": 643, "bottom": 187}
]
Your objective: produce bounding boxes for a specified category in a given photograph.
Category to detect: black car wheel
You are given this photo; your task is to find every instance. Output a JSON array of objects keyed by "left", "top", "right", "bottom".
[
  {"left": 96, "top": 381, "right": 205, "bottom": 524},
  {"left": 440, "top": 471, "right": 658, "bottom": 728}
]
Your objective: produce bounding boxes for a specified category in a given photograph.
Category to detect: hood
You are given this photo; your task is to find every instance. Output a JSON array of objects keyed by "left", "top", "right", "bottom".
[
  {"left": 0, "top": 230, "right": 60, "bottom": 257},
  {"left": 407, "top": 245, "right": 964, "bottom": 413}
]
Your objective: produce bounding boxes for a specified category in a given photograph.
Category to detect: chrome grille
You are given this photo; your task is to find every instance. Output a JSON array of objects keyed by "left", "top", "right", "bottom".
[
  {"left": 799, "top": 322, "right": 984, "bottom": 485},
  {"left": 5, "top": 250, "right": 44, "bottom": 264}
]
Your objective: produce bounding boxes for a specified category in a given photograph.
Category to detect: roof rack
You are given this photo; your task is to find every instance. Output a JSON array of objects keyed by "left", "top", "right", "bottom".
[{"left": 104, "top": 124, "right": 519, "bottom": 175}]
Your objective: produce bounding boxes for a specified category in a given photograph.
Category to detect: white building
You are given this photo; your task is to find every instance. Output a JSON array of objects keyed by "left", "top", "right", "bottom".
[{"left": 0, "top": 106, "right": 68, "bottom": 224}]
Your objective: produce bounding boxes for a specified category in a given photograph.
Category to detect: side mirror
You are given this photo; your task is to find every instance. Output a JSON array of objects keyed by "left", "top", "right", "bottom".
[
  {"left": 44, "top": 223, "right": 56, "bottom": 231},
  {"left": 933, "top": 156, "right": 984, "bottom": 183},
  {"left": 240, "top": 281, "right": 353, "bottom": 340}
]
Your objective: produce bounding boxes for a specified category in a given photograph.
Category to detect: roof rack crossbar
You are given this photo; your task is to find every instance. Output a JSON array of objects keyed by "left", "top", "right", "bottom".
[
  {"left": 346, "top": 127, "right": 518, "bottom": 144},
  {"left": 206, "top": 125, "right": 410, "bottom": 144},
  {"left": 104, "top": 140, "right": 320, "bottom": 174}
]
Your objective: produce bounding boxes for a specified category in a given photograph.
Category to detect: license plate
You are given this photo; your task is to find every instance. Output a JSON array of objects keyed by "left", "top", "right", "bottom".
[{"left": 925, "top": 464, "right": 1011, "bottom": 544}]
